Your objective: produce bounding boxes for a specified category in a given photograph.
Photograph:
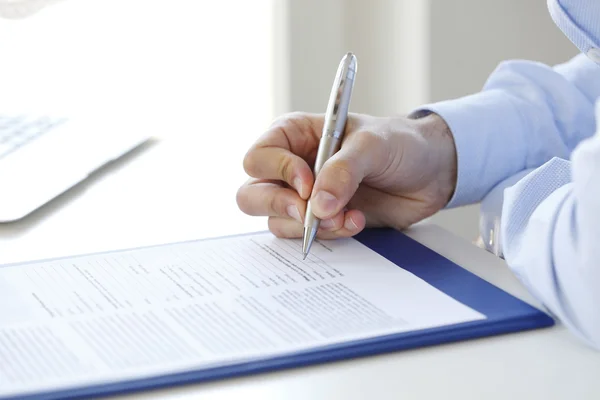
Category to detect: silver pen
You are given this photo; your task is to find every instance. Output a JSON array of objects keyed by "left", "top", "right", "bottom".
[{"left": 302, "top": 52, "right": 357, "bottom": 260}]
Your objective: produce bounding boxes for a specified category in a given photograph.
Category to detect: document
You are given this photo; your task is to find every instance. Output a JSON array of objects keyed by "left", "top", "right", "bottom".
[{"left": 0, "top": 232, "right": 485, "bottom": 397}]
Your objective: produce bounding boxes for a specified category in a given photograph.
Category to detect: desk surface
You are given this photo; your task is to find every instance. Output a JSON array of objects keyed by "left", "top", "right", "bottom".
[{"left": 1, "top": 137, "right": 599, "bottom": 400}]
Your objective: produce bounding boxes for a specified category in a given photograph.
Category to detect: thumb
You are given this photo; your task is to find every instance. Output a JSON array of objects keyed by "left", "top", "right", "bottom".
[{"left": 310, "top": 132, "right": 383, "bottom": 219}]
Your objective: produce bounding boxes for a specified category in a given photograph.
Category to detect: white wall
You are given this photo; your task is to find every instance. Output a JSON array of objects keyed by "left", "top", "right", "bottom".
[
  {"left": 278, "top": 0, "right": 578, "bottom": 242},
  {"left": 282, "top": 0, "right": 429, "bottom": 116}
]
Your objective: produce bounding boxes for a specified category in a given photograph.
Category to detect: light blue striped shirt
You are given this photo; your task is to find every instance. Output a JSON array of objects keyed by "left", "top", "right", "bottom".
[{"left": 418, "top": 0, "right": 600, "bottom": 348}]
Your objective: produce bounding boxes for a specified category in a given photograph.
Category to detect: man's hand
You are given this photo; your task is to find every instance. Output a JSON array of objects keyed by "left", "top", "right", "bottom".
[{"left": 236, "top": 112, "right": 457, "bottom": 239}]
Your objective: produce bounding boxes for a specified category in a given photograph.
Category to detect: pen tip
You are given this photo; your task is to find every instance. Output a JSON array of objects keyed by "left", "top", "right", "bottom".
[
  {"left": 302, "top": 226, "right": 318, "bottom": 259},
  {"left": 303, "top": 253, "right": 308, "bottom": 260}
]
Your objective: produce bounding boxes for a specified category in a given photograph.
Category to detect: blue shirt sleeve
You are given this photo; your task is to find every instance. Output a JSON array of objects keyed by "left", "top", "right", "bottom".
[
  {"left": 413, "top": 0, "right": 600, "bottom": 346},
  {"left": 548, "top": 0, "right": 600, "bottom": 59},
  {"left": 500, "top": 126, "right": 600, "bottom": 348},
  {"left": 416, "top": 53, "right": 600, "bottom": 207}
]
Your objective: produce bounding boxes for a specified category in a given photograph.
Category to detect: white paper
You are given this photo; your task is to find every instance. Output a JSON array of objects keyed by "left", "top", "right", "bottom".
[{"left": 0, "top": 233, "right": 485, "bottom": 397}]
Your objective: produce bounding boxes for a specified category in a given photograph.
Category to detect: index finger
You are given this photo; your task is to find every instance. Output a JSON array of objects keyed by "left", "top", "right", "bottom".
[{"left": 243, "top": 113, "right": 324, "bottom": 199}]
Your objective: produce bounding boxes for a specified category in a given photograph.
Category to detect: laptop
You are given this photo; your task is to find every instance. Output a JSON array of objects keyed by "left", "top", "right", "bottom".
[{"left": 0, "top": 112, "right": 149, "bottom": 222}]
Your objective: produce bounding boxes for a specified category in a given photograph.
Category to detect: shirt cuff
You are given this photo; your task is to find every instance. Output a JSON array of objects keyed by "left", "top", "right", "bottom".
[
  {"left": 412, "top": 90, "right": 528, "bottom": 208},
  {"left": 478, "top": 168, "right": 535, "bottom": 257}
]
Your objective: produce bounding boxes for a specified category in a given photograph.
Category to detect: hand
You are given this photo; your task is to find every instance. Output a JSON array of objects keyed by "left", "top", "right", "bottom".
[{"left": 236, "top": 111, "right": 457, "bottom": 239}]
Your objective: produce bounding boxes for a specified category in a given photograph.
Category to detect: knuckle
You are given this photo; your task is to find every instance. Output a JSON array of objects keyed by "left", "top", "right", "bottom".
[
  {"left": 273, "top": 112, "right": 317, "bottom": 139},
  {"left": 328, "top": 160, "right": 354, "bottom": 187},
  {"left": 271, "top": 111, "right": 308, "bottom": 129},
  {"left": 285, "top": 111, "right": 311, "bottom": 122},
  {"left": 353, "top": 129, "right": 382, "bottom": 149},
  {"left": 268, "top": 191, "right": 282, "bottom": 216},
  {"left": 278, "top": 155, "right": 295, "bottom": 183}
]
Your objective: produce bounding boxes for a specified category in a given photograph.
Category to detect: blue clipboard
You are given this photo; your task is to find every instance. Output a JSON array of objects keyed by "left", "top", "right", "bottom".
[{"left": 7, "top": 228, "right": 554, "bottom": 400}]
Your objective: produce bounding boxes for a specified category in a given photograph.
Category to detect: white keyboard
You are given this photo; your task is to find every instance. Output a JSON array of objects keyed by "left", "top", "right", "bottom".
[{"left": 0, "top": 115, "right": 67, "bottom": 160}]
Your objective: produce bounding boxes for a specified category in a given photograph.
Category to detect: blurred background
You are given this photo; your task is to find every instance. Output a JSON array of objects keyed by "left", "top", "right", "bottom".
[{"left": 0, "top": 0, "right": 578, "bottom": 241}]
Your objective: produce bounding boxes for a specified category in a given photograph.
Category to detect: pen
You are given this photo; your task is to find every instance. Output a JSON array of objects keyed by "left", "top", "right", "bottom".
[{"left": 302, "top": 52, "right": 357, "bottom": 260}]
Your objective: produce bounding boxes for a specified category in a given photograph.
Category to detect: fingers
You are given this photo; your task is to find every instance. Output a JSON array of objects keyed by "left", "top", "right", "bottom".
[
  {"left": 268, "top": 209, "right": 366, "bottom": 239},
  {"left": 240, "top": 112, "right": 386, "bottom": 239},
  {"left": 237, "top": 178, "right": 367, "bottom": 240},
  {"left": 243, "top": 148, "right": 313, "bottom": 199},
  {"left": 348, "top": 185, "right": 432, "bottom": 230},
  {"left": 243, "top": 113, "right": 324, "bottom": 200},
  {"left": 310, "top": 131, "right": 386, "bottom": 219},
  {"left": 236, "top": 179, "right": 305, "bottom": 222}
]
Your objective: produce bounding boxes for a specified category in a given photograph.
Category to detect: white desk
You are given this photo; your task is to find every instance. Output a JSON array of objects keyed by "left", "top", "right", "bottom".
[{"left": 2, "top": 136, "right": 600, "bottom": 400}]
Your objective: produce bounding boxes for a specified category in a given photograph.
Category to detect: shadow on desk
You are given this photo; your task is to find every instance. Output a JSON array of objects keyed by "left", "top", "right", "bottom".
[{"left": 0, "top": 137, "right": 160, "bottom": 237}]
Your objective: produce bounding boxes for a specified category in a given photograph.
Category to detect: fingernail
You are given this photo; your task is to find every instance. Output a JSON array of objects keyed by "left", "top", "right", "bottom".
[
  {"left": 293, "top": 177, "right": 303, "bottom": 197},
  {"left": 286, "top": 205, "right": 302, "bottom": 222},
  {"left": 313, "top": 191, "right": 338, "bottom": 215},
  {"left": 320, "top": 219, "right": 336, "bottom": 229},
  {"left": 344, "top": 216, "right": 359, "bottom": 231}
]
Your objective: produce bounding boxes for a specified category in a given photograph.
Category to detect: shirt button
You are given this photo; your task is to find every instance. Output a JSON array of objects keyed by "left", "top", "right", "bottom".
[{"left": 587, "top": 47, "right": 600, "bottom": 64}]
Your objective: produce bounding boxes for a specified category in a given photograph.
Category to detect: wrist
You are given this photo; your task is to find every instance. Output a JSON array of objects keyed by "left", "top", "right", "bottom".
[{"left": 410, "top": 112, "right": 457, "bottom": 206}]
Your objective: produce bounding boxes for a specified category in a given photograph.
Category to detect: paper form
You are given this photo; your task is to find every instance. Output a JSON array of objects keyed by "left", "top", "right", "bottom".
[{"left": 0, "top": 233, "right": 485, "bottom": 397}]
